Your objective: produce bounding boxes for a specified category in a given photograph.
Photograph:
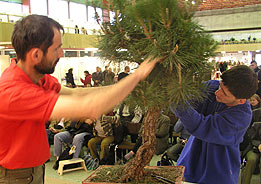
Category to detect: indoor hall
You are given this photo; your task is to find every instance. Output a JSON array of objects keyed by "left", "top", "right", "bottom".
[{"left": 0, "top": 0, "right": 261, "bottom": 184}]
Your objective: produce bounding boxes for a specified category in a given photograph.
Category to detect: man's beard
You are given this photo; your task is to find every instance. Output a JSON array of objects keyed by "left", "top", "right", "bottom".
[{"left": 34, "top": 57, "right": 59, "bottom": 74}]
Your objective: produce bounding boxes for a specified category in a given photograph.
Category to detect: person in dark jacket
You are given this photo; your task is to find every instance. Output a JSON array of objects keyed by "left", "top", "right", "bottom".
[
  {"left": 92, "top": 67, "right": 103, "bottom": 86},
  {"left": 250, "top": 60, "right": 261, "bottom": 97},
  {"left": 171, "top": 65, "right": 258, "bottom": 184},
  {"left": 65, "top": 68, "right": 76, "bottom": 88},
  {"left": 240, "top": 121, "right": 261, "bottom": 184},
  {"left": 124, "top": 113, "right": 170, "bottom": 160},
  {"left": 104, "top": 68, "right": 115, "bottom": 86},
  {"left": 166, "top": 119, "right": 190, "bottom": 161},
  {"left": 118, "top": 66, "right": 130, "bottom": 81}
]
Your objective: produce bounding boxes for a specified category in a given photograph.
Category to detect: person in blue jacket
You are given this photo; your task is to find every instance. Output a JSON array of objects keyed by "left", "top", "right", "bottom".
[{"left": 171, "top": 65, "right": 258, "bottom": 184}]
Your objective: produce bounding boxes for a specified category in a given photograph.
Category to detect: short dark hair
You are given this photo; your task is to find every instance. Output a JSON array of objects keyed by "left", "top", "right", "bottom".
[
  {"left": 84, "top": 70, "right": 89, "bottom": 75},
  {"left": 11, "top": 15, "right": 64, "bottom": 61},
  {"left": 221, "top": 65, "right": 258, "bottom": 99},
  {"left": 251, "top": 60, "right": 257, "bottom": 65}
]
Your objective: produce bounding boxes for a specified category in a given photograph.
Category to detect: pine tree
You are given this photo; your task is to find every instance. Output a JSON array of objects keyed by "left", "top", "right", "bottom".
[{"left": 90, "top": 0, "right": 217, "bottom": 182}]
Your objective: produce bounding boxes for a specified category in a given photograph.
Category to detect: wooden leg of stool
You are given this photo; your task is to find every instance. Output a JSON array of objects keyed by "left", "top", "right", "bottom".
[
  {"left": 81, "top": 160, "right": 87, "bottom": 171},
  {"left": 57, "top": 163, "right": 64, "bottom": 175}
]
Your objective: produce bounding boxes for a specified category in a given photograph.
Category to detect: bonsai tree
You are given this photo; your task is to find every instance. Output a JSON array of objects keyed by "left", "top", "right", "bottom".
[{"left": 89, "top": 0, "right": 217, "bottom": 182}]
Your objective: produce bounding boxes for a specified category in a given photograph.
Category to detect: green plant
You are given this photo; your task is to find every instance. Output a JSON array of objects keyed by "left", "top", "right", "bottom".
[
  {"left": 89, "top": 0, "right": 217, "bottom": 182},
  {"left": 230, "top": 37, "right": 235, "bottom": 42}
]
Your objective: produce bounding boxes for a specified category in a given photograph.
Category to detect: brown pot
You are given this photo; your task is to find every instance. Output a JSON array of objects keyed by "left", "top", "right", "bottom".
[{"left": 82, "top": 165, "right": 185, "bottom": 184}]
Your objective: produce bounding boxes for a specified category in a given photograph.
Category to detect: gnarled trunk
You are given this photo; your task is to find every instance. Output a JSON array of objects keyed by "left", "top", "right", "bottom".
[{"left": 120, "top": 107, "right": 161, "bottom": 182}]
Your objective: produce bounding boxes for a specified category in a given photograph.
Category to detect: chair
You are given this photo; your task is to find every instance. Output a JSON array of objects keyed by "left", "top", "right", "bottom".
[{"left": 114, "top": 122, "right": 141, "bottom": 164}]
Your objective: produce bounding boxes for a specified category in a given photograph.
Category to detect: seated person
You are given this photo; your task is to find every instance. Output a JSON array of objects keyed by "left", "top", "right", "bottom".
[
  {"left": 124, "top": 113, "right": 170, "bottom": 160},
  {"left": 249, "top": 94, "right": 261, "bottom": 110},
  {"left": 46, "top": 118, "right": 70, "bottom": 146},
  {"left": 53, "top": 120, "right": 93, "bottom": 164},
  {"left": 240, "top": 108, "right": 261, "bottom": 184},
  {"left": 116, "top": 103, "right": 133, "bottom": 124},
  {"left": 166, "top": 119, "right": 190, "bottom": 162},
  {"left": 240, "top": 121, "right": 261, "bottom": 184},
  {"left": 87, "top": 115, "right": 120, "bottom": 162},
  {"left": 115, "top": 103, "right": 143, "bottom": 142},
  {"left": 240, "top": 108, "right": 261, "bottom": 154}
]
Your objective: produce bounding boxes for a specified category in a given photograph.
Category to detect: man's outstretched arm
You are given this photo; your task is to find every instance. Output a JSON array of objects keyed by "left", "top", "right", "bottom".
[{"left": 50, "top": 57, "right": 158, "bottom": 121}]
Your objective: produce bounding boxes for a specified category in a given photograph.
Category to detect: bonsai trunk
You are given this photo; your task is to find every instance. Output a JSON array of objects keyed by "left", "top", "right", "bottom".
[{"left": 120, "top": 107, "right": 161, "bottom": 182}]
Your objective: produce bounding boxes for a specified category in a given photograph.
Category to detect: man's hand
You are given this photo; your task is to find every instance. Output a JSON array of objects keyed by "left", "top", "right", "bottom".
[
  {"left": 258, "top": 144, "right": 261, "bottom": 152},
  {"left": 135, "top": 57, "right": 159, "bottom": 81},
  {"left": 49, "top": 127, "right": 58, "bottom": 133}
]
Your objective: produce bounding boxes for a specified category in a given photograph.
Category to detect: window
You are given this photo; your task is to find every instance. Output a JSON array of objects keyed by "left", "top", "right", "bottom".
[
  {"left": 65, "top": 51, "right": 77, "bottom": 57},
  {"left": 4, "top": 50, "right": 16, "bottom": 58}
]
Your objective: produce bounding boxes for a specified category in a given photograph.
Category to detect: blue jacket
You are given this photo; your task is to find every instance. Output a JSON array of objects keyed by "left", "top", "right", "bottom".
[{"left": 171, "top": 80, "right": 252, "bottom": 184}]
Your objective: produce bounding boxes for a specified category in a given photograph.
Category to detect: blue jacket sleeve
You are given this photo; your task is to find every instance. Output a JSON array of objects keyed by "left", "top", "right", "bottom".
[
  {"left": 174, "top": 119, "right": 183, "bottom": 133},
  {"left": 172, "top": 104, "right": 252, "bottom": 146}
]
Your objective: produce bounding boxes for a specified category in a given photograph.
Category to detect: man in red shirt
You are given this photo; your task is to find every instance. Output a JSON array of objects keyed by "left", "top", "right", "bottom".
[{"left": 0, "top": 15, "right": 158, "bottom": 183}]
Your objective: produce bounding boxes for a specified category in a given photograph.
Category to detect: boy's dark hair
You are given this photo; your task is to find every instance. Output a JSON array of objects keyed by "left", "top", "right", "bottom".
[
  {"left": 221, "top": 65, "right": 258, "bottom": 99},
  {"left": 12, "top": 14, "right": 64, "bottom": 61},
  {"left": 251, "top": 60, "right": 257, "bottom": 65},
  {"left": 84, "top": 70, "right": 89, "bottom": 75}
]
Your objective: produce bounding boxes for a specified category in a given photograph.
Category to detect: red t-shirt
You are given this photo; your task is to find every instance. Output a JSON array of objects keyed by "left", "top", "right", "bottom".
[{"left": 0, "top": 60, "right": 61, "bottom": 169}]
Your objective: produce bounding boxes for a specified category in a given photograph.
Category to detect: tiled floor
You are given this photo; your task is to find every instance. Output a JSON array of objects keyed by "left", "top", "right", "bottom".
[{"left": 45, "top": 146, "right": 260, "bottom": 184}]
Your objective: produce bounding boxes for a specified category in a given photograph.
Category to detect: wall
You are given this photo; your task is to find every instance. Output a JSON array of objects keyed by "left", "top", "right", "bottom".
[
  {"left": 194, "top": 5, "right": 261, "bottom": 41},
  {"left": 0, "top": 21, "right": 99, "bottom": 49},
  {"left": 0, "top": 55, "right": 10, "bottom": 76},
  {"left": 0, "top": 22, "right": 14, "bottom": 42}
]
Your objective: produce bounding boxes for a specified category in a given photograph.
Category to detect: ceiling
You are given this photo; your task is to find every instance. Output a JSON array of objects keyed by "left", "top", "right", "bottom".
[{"left": 198, "top": 0, "right": 261, "bottom": 11}]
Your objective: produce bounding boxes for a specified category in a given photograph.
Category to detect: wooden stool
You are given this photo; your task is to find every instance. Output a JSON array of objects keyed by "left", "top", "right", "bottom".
[{"left": 57, "top": 158, "right": 87, "bottom": 175}]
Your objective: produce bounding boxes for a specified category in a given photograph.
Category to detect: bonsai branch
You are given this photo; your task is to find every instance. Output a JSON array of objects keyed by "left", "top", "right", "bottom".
[
  {"left": 137, "top": 17, "right": 152, "bottom": 40},
  {"left": 178, "top": 63, "right": 182, "bottom": 89}
]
